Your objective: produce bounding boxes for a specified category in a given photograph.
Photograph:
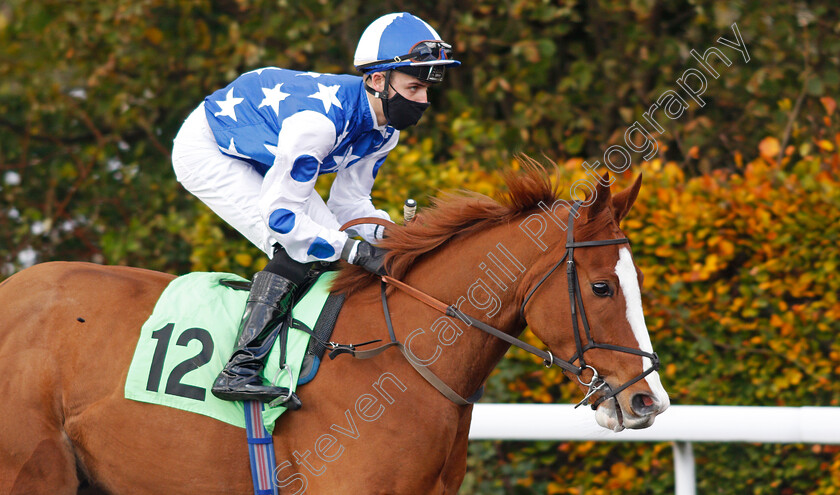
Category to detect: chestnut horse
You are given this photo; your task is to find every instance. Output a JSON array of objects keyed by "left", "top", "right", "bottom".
[{"left": 0, "top": 166, "right": 668, "bottom": 494}]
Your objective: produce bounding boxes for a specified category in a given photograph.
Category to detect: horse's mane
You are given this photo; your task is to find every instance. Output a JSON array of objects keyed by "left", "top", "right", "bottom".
[{"left": 330, "top": 157, "right": 613, "bottom": 296}]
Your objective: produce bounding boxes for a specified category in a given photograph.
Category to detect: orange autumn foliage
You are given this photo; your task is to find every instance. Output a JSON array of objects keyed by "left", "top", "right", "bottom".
[{"left": 466, "top": 139, "right": 840, "bottom": 494}]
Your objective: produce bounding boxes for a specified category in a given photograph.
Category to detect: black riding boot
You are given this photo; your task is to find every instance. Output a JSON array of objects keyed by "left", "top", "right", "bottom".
[{"left": 211, "top": 270, "right": 302, "bottom": 408}]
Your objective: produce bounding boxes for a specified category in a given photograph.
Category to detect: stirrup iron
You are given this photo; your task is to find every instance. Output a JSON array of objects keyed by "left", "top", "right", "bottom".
[{"left": 268, "top": 364, "right": 299, "bottom": 408}]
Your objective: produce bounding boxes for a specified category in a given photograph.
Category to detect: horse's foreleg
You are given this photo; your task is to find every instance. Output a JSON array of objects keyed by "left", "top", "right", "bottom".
[
  {"left": 0, "top": 355, "right": 79, "bottom": 494},
  {"left": 0, "top": 429, "right": 78, "bottom": 495},
  {"left": 439, "top": 409, "right": 473, "bottom": 494}
]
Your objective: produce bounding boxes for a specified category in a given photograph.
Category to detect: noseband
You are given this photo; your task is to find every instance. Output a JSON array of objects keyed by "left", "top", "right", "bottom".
[{"left": 519, "top": 202, "right": 660, "bottom": 409}]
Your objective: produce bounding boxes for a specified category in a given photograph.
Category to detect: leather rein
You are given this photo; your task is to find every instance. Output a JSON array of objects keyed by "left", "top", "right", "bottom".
[{"left": 336, "top": 203, "right": 659, "bottom": 409}]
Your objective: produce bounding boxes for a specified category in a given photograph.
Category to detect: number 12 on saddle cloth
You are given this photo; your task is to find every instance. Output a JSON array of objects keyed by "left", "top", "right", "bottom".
[{"left": 124, "top": 271, "right": 336, "bottom": 433}]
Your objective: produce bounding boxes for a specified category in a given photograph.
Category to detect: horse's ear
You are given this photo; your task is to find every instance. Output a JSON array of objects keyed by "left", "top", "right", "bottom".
[
  {"left": 583, "top": 172, "right": 612, "bottom": 222},
  {"left": 611, "top": 173, "right": 642, "bottom": 223}
]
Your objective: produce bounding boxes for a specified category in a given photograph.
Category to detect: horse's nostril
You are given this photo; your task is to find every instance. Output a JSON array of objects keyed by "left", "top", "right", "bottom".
[{"left": 631, "top": 393, "right": 656, "bottom": 415}]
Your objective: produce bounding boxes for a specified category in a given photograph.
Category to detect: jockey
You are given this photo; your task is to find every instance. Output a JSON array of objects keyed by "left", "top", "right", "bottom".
[{"left": 171, "top": 12, "right": 460, "bottom": 407}]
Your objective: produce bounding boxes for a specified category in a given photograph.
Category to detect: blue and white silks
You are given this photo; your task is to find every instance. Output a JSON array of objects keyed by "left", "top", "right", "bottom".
[{"left": 204, "top": 68, "right": 397, "bottom": 263}]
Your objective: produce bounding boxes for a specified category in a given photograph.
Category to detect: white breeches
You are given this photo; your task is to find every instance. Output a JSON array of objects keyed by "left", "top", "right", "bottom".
[{"left": 171, "top": 103, "right": 341, "bottom": 258}]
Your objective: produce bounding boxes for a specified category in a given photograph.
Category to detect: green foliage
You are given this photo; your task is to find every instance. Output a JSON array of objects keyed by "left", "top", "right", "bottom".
[
  {"left": 3, "top": 0, "right": 839, "bottom": 274},
  {"left": 2, "top": 1, "right": 839, "bottom": 493}
]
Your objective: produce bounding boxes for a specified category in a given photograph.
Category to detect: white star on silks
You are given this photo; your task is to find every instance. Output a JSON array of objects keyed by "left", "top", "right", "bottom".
[
  {"left": 258, "top": 83, "right": 290, "bottom": 115},
  {"left": 334, "top": 145, "right": 362, "bottom": 169},
  {"left": 214, "top": 88, "right": 244, "bottom": 122},
  {"left": 308, "top": 83, "right": 342, "bottom": 113},
  {"left": 330, "top": 121, "right": 351, "bottom": 153},
  {"left": 219, "top": 138, "right": 252, "bottom": 160},
  {"left": 295, "top": 72, "right": 321, "bottom": 78}
]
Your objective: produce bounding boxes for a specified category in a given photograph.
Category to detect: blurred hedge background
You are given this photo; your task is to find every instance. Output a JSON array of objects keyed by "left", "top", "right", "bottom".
[{"left": 1, "top": 1, "right": 839, "bottom": 493}]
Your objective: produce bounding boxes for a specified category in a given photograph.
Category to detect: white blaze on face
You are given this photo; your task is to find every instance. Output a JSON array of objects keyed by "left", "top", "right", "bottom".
[{"left": 614, "top": 247, "right": 670, "bottom": 407}]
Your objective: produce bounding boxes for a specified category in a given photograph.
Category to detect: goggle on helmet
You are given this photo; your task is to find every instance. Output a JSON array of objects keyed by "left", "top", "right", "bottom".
[{"left": 354, "top": 13, "right": 461, "bottom": 83}]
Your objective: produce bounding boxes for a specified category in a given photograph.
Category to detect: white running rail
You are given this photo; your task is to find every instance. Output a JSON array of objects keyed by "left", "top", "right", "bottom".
[{"left": 469, "top": 404, "right": 840, "bottom": 495}]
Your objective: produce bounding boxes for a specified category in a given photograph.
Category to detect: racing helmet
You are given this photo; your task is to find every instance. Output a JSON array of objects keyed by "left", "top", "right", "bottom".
[{"left": 354, "top": 12, "right": 460, "bottom": 83}]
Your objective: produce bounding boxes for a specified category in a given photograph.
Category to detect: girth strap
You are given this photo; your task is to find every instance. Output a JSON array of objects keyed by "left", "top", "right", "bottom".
[{"left": 243, "top": 401, "right": 278, "bottom": 495}]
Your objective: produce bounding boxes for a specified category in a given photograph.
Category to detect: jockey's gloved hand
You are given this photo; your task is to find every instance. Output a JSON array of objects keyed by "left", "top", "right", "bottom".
[{"left": 341, "top": 239, "right": 388, "bottom": 276}]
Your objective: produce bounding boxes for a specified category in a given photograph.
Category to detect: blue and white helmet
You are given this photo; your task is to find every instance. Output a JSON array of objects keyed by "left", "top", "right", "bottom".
[{"left": 354, "top": 12, "right": 460, "bottom": 83}]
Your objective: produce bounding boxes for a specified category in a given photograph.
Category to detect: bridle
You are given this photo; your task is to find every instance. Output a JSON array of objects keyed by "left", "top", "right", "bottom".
[
  {"left": 518, "top": 202, "right": 660, "bottom": 409},
  {"left": 336, "top": 203, "right": 660, "bottom": 410}
]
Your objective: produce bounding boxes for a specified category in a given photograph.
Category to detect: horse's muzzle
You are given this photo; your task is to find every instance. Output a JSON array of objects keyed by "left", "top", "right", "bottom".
[{"left": 595, "top": 391, "right": 669, "bottom": 431}]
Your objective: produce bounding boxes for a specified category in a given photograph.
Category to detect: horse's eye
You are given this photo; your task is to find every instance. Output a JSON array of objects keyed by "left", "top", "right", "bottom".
[{"left": 592, "top": 282, "right": 613, "bottom": 297}]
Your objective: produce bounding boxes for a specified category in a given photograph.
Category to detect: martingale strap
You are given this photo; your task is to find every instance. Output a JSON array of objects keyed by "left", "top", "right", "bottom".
[
  {"left": 330, "top": 274, "right": 577, "bottom": 406},
  {"left": 329, "top": 281, "right": 484, "bottom": 406}
]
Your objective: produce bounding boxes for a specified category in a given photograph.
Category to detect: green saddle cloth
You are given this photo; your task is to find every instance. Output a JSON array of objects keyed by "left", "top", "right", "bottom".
[{"left": 124, "top": 271, "right": 336, "bottom": 433}]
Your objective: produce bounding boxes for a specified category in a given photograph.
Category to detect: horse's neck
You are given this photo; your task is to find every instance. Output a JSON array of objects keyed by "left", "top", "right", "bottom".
[{"left": 381, "top": 226, "right": 533, "bottom": 402}]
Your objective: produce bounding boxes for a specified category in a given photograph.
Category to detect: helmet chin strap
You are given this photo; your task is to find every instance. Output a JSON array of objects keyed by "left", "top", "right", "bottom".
[
  {"left": 364, "top": 70, "right": 396, "bottom": 125},
  {"left": 363, "top": 69, "right": 392, "bottom": 100}
]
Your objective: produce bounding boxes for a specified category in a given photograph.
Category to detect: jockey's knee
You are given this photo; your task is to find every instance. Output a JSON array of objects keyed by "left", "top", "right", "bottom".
[{"left": 263, "top": 244, "right": 312, "bottom": 285}]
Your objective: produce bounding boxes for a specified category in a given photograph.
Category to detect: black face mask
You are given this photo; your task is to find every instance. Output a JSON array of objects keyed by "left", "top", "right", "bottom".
[{"left": 382, "top": 85, "right": 430, "bottom": 130}]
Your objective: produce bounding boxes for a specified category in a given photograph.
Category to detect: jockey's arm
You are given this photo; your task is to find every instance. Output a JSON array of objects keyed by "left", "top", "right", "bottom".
[
  {"left": 327, "top": 148, "right": 396, "bottom": 244},
  {"left": 258, "top": 111, "right": 349, "bottom": 264}
]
